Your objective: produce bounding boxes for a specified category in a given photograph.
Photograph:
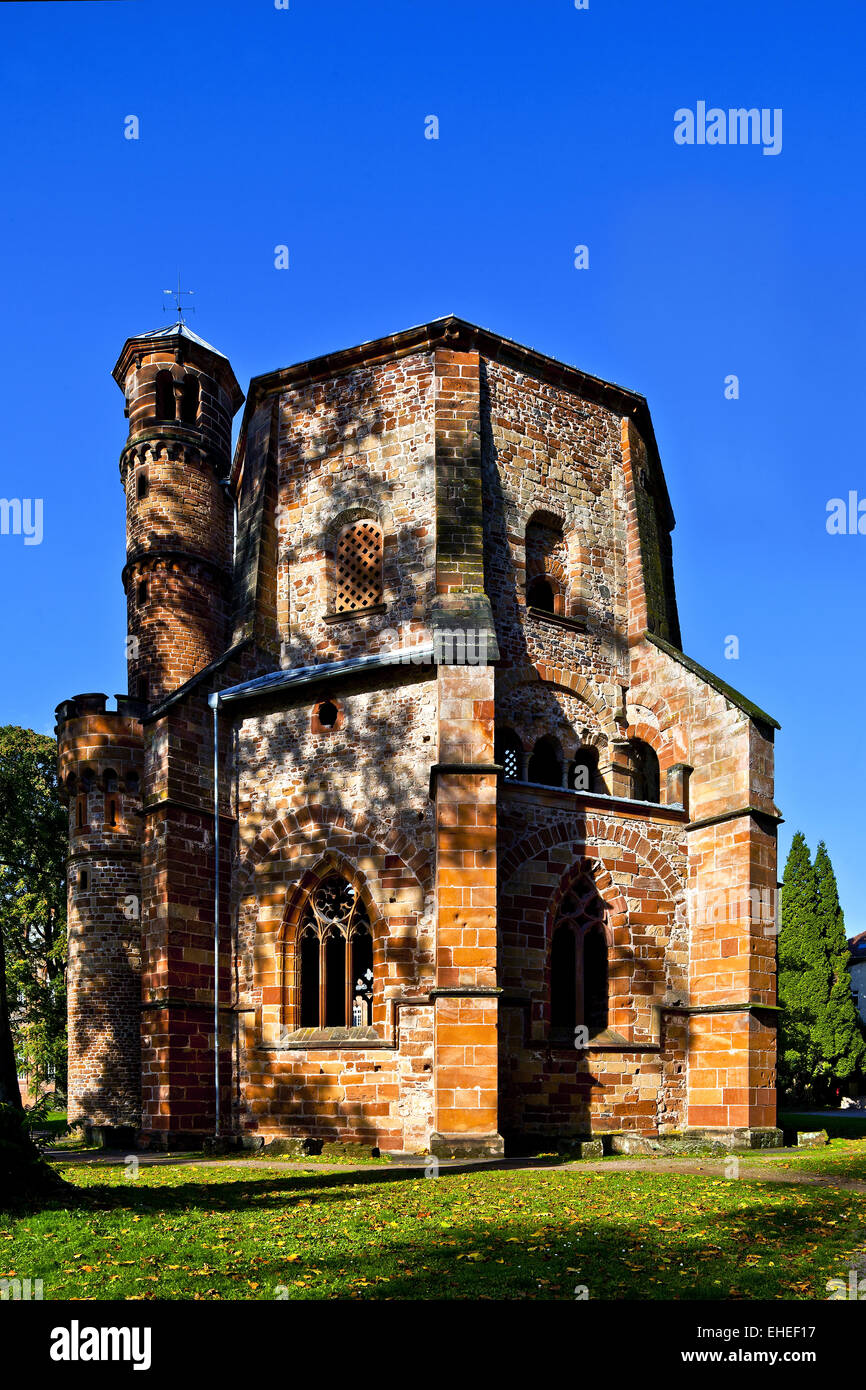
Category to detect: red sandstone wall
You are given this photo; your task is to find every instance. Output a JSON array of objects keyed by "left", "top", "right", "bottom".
[
  {"left": 56, "top": 700, "right": 144, "bottom": 1130},
  {"left": 276, "top": 352, "right": 436, "bottom": 667},
  {"left": 232, "top": 674, "right": 437, "bottom": 1151}
]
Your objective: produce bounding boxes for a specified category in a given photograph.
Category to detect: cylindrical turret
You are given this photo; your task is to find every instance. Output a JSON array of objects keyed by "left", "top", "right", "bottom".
[
  {"left": 55, "top": 693, "right": 144, "bottom": 1138},
  {"left": 112, "top": 324, "right": 244, "bottom": 707}
]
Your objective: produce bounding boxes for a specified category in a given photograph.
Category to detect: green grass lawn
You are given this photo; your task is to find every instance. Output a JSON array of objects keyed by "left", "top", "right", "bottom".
[
  {"left": 26, "top": 1109, "right": 69, "bottom": 1140},
  {"left": 743, "top": 1137, "right": 866, "bottom": 1180},
  {"left": 3, "top": 1154, "right": 864, "bottom": 1301}
]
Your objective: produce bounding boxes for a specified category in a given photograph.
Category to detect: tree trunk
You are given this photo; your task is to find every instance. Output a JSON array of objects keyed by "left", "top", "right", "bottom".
[{"left": 0, "top": 921, "right": 22, "bottom": 1110}]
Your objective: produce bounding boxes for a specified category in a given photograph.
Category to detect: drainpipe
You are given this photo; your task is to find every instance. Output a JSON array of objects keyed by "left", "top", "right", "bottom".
[{"left": 209, "top": 691, "right": 221, "bottom": 1137}]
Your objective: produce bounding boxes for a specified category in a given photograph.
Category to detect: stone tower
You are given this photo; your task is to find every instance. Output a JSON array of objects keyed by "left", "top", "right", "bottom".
[
  {"left": 112, "top": 323, "right": 244, "bottom": 707},
  {"left": 56, "top": 321, "right": 244, "bottom": 1144},
  {"left": 55, "top": 693, "right": 143, "bottom": 1141}
]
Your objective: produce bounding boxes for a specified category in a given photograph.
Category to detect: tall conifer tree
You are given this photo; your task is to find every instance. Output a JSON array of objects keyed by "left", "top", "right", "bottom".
[
  {"left": 813, "top": 840, "right": 866, "bottom": 1099},
  {"left": 777, "top": 832, "right": 822, "bottom": 1101}
]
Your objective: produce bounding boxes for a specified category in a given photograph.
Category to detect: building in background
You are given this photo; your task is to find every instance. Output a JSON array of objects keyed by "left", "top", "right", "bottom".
[{"left": 849, "top": 931, "right": 866, "bottom": 1025}]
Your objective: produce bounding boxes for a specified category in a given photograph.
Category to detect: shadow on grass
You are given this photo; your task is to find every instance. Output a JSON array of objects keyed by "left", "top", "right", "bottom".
[
  {"left": 15, "top": 1163, "right": 863, "bottom": 1300},
  {"left": 779, "top": 1110, "right": 866, "bottom": 1140}
]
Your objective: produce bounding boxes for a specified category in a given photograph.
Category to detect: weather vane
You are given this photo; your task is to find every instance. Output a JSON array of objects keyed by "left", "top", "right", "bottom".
[{"left": 163, "top": 273, "right": 195, "bottom": 322}]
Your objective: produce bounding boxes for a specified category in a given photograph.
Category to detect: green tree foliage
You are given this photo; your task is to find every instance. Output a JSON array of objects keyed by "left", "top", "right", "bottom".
[
  {"left": 813, "top": 840, "right": 866, "bottom": 1095},
  {"left": 0, "top": 726, "right": 68, "bottom": 1104},
  {"left": 777, "top": 832, "right": 866, "bottom": 1104},
  {"left": 777, "top": 831, "right": 821, "bottom": 1102}
]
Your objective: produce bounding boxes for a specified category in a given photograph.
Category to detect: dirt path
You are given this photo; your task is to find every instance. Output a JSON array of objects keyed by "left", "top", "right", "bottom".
[{"left": 45, "top": 1147, "right": 866, "bottom": 1193}]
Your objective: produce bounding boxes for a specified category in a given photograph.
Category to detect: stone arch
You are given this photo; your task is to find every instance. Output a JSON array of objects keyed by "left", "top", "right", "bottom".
[
  {"left": 321, "top": 499, "right": 395, "bottom": 543},
  {"left": 238, "top": 803, "right": 431, "bottom": 891},
  {"left": 500, "top": 813, "right": 686, "bottom": 908},
  {"left": 623, "top": 719, "right": 684, "bottom": 778},
  {"left": 498, "top": 663, "right": 612, "bottom": 725},
  {"left": 498, "top": 816, "right": 686, "bottom": 1041}
]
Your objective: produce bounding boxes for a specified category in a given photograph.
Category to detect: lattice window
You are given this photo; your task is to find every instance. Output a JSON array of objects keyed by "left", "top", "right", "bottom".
[
  {"left": 335, "top": 521, "right": 383, "bottom": 614},
  {"left": 551, "top": 875, "right": 608, "bottom": 1033},
  {"left": 495, "top": 729, "right": 522, "bottom": 782},
  {"left": 298, "top": 876, "right": 374, "bottom": 1028}
]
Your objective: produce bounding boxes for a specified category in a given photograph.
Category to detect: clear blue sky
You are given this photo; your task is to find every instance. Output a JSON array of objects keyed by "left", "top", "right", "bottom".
[{"left": 1, "top": 0, "right": 863, "bottom": 928}]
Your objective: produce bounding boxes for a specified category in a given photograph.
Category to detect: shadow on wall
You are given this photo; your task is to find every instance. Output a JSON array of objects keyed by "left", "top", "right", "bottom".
[{"left": 220, "top": 382, "right": 438, "bottom": 1146}]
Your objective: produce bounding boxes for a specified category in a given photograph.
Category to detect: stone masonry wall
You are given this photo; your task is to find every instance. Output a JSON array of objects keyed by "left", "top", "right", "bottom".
[
  {"left": 231, "top": 671, "right": 437, "bottom": 1151},
  {"left": 276, "top": 352, "right": 436, "bottom": 669},
  {"left": 56, "top": 699, "right": 143, "bottom": 1129}
]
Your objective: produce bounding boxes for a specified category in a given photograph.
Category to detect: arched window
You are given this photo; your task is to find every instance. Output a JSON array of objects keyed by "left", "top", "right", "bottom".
[
  {"left": 298, "top": 876, "right": 374, "bottom": 1029},
  {"left": 155, "top": 370, "right": 175, "bottom": 422},
  {"left": 335, "top": 521, "right": 384, "bottom": 614},
  {"left": 494, "top": 728, "right": 522, "bottom": 781},
  {"left": 526, "top": 575, "right": 556, "bottom": 613},
  {"left": 180, "top": 374, "right": 199, "bottom": 425},
  {"left": 569, "top": 746, "right": 600, "bottom": 794},
  {"left": 525, "top": 512, "right": 565, "bottom": 615},
  {"left": 528, "top": 735, "right": 562, "bottom": 787},
  {"left": 630, "top": 739, "right": 660, "bottom": 803},
  {"left": 136, "top": 470, "right": 148, "bottom": 501},
  {"left": 550, "top": 875, "right": 609, "bottom": 1035},
  {"left": 103, "top": 769, "right": 118, "bottom": 828},
  {"left": 76, "top": 770, "right": 94, "bottom": 831}
]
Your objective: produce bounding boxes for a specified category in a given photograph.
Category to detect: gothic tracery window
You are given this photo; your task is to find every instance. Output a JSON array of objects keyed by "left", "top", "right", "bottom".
[
  {"left": 550, "top": 875, "right": 609, "bottom": 1034},
  {"left": 298, "top": 876, "right": 374, "bottom": 1029},
  {"left": 334, "top": 520, "right": 383, "bottom": 614}
]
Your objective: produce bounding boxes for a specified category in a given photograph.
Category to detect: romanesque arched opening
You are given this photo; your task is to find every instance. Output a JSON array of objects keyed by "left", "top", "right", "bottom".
[
  {"left": 528, "top": 734, "right": 562, "bottom": 787},
  {"left": 630, "top": 739, "right": 660, "bottom": 802},
  {"left": 569, "top": 745, "right": 600, "bottom": 793},
  {"left": 154, "top": 370, "right": 175, "bottom": 422},
  {"left": 180, "top": 374, "right": 200, "bottom": 425},
  {"left": 525, "top": 511, "right": 566, "bottom": 615}
]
